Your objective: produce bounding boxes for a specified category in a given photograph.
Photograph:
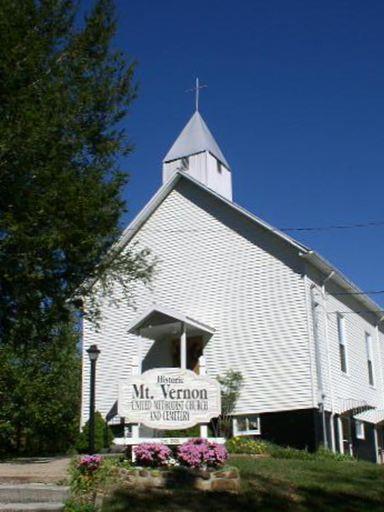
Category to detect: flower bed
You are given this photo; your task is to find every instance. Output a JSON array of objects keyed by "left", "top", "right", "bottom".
[{"left": 68, "top": 438, "right": 240, "bottom": 509}]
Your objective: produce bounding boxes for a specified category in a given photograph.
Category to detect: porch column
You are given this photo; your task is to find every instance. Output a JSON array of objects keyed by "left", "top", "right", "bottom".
[
  {"left": 374, "top": 426, "right": 379, "bottom": 463},
  {"left": 180, "top": 322, "right": 187, "bottom": 370},
  {"left": 199, "top": 355, "right": 208, "bottom": 438},
  {"left": 337, "top": 416, "right": 344, "bottom": 454}
]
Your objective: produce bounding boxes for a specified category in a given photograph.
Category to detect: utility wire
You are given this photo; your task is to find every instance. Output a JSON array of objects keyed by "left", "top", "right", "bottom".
[
  {"left": 281, "top": 220, "right": 384, "bottom": 232},
  {"left": 122, "top": 219, "right": 384, "bottom": 234}
]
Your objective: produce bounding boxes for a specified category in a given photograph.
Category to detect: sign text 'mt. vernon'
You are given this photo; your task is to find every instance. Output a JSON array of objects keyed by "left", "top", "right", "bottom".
[{"left": 118, "top": 368, "right": 221, "bottom": 429}]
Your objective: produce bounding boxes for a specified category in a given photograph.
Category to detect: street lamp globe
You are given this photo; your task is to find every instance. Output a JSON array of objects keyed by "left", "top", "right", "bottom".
[{"left": 87, "top": 344, "right": 100, "bottom": 362}]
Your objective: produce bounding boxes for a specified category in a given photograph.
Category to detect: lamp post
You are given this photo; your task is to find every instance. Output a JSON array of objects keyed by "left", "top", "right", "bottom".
[{"left": 87, "top": 344, "right": 100, "bottom": 454}]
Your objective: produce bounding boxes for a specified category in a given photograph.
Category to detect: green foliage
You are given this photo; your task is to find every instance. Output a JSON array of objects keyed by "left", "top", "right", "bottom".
[
  {"left": 269, "top": 444, "right": 356, "bottom": 461},
  {"left": 215, "top": 370, "right": 243, "bottom": 437},
  {"left": 76, "top": 412, "right": 114, "bottom": 454},
  {"left": 0, "top": 0, "right": 154, "bottom": 456},
  {"left": 269, "top": 445, "right": 314, "bottom": 460},
  {"left": 163, "top": 425, "right": 213, "bottom": 437},
  {"left": 226, "top": 437, "right": 356, "bottom": 462},
  {"left": 0, "top": 0, "right": 155, "bottom": 349},
  {"left": 0, "top": 322, "right": 80, "bottom": 455},
  {"left": 69, "top": 455, "right": 132, "bottom": 506},
  {"left": 314, "top": 446, "right": 356, "bottom": 462},
  {"left": 64, "top": 501, "right": 97, "bottom": 512},
  {"left": 226, "top": 437, "right": 269, "bottom": 455}
]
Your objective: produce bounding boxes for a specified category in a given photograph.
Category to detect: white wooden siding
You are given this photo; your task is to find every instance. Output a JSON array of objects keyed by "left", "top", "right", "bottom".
[
  {"left": 81, "top": 179, "right": 313, "bottom": 425},
  {"left": 305, "top": 268, "right": 384, "bottom": 414}
]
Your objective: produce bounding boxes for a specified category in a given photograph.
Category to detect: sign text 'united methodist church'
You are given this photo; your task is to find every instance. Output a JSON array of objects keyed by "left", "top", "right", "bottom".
[{"left": 118, "top": 368, "right": 221, "bottom": 429}]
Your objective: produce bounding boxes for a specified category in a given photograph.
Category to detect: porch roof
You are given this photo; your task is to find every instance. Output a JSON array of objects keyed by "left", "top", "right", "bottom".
[
  {"left": 127, "top": 305, "right": 215, "bottom": 341},
  {"left": 354, "top": 409, "right": 384, "bottom": 425},
  {"left": 338, "top": 398, "right": 375, "bottom": 415}
]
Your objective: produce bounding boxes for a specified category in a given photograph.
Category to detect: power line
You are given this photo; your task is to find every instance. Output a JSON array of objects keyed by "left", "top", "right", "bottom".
[
  {"left": 121, "top": 219, "right": 384, "bottom": 235},
  {"left": 281, "top": 220, "right": 384, "bottom": 232},
  {"left": 333, "top": 290, "right": 384, "bottom": 297}
]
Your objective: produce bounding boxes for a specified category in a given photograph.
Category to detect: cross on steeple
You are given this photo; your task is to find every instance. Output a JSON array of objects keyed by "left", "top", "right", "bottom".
[{"left": 186, "top": 77, "right": 207, "bottom": 111}]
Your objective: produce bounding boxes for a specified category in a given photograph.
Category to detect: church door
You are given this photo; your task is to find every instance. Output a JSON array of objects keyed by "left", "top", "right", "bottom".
[{"left": 171, "top": 336, "right": 204, "bottom": 373}]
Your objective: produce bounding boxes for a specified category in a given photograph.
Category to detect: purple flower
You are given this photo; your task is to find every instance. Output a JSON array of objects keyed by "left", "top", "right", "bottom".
[
  {"left": 177, "top": 438, "right": 228, "bottom": 469},
  {"left": 77, "top": 455, "right": 102, "bottom": 473},
  {"left": 134, "top": 443, "right": 172, "bottom": 467}
]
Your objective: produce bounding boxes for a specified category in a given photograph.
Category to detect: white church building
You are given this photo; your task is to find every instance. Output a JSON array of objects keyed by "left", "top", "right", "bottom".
[{"left": 82, "top": 106, "right": 384, "bottom": 463}]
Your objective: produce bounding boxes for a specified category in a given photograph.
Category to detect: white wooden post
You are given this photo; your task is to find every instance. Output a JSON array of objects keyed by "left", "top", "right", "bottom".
[
  {"left": 131, "top": 354, "right": 140, "bottom": 460},
  {"left": 374, "top": 426, "right": 379, "bottom": 464},
  {"left": 180, "top": 322, "right": 187, "bottom": 370},
  {"left": 337, "top": 416, "right": 344, "bottom": 454},
  {"left": 199, "top": 355, "right": 208, "bottom": 438}
]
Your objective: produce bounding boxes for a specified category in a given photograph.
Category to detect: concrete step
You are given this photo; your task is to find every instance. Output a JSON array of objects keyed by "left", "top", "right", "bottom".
[
  {"left": 0, "top": 504, "right": 64, "bottom": 511},
  {"left": 0, "top": 485, "right": 69, "bottom": 504}
]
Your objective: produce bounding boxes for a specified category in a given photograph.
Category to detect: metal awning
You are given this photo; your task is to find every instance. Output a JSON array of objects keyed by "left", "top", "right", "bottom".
[
  {"left": 128, "top": 305, "right": 215, "bottom": 341},
  {"left": 354, "top": 409, "right": 384, "bottom": 425},
  {"left": 338, "top": 398, "right": 375, "bottom": 416}
]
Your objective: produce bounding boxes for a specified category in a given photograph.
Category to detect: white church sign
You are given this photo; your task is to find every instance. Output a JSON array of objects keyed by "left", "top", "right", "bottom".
[{"left": 118, "top": 368, "right": 221, "bottom": 430}]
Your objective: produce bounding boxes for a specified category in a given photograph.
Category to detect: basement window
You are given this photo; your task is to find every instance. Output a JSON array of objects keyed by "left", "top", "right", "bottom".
[
  {"left": 355, "top": 420, "right": 365, "bottom": 440},
  {"left": 233, "top": 415, "right": 260, "bottom": 436}
]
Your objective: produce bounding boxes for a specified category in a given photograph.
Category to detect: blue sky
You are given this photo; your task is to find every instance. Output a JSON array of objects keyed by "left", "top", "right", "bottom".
[{"left": 85, "top": 0, "right": 384, "bottom": 304}]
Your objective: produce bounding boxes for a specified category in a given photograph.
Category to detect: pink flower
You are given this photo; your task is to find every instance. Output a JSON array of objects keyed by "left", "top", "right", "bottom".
[
  {"left": 77, "top": 455, "right": 102, "bottom": 473},
  {"left": 134, "top": 443, "right": 172, "bottom": 467},
  {"left": 177, "top": 438, "right": 228, "bottom": 469}
]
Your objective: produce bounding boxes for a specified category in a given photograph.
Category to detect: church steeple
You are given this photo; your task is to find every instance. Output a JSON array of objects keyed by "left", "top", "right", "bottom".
[{"left": 162, "top": 110, "right": 232, "bottom": 200}]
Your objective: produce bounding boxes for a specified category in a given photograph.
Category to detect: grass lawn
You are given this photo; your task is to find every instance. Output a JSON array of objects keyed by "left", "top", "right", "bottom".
[{"left": 101, "top": 455, "right": 384, "bottom": 512}]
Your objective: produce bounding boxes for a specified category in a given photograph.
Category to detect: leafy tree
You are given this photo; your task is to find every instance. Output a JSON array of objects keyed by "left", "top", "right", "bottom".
[
  {"left": 76, "top": 411, "right": 114, "bottom": 453},
  {"left": 0, "top": 0, "right": 154, "bottom": 454},
  {"left": 0, "top": 0, "right": 155, "bottom": 350},
  {"left": 0, "top": 322, "right": 81, "bottom": 455},
  {"left": 214, "top": 370, "right": 244, "bottom": 438}
]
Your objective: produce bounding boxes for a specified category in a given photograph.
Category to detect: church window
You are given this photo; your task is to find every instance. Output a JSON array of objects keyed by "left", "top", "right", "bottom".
[
  {"left": 233, "top": 415, "right": 261, "bottom": 436},
  {"left": 217, "top": 160, "right": 222, "bottom": 173},
  {"left": 365, "top": 333, "right": 375, "bottom": 386},
  {"left": 337, "top": 314, "right": 348, "bottom": 374},
  {"left": 181, "top": 156, "right": 189, "bottom": 170},
  {"left": 355, "top": 420, "right": 365, "bottom": 440}
]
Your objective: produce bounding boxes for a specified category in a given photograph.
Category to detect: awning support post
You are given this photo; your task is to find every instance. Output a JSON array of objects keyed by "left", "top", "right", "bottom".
[{"left": 180, "top": 322, "right": 187, "bottom": 370}]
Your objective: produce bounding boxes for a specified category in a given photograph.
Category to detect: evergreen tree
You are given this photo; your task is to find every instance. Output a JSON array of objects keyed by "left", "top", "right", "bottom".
[
  {"left": 0, "top": 322, "right": 81, "bottom": 455},
  {"left": 0, "top": 1, "right": 155, "bottom": 454},
  {"left": 0, "top": 0, "right": 154, "bottom": 349}
]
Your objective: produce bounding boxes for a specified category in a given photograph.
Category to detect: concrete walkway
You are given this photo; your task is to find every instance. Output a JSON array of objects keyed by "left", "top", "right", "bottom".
[{"left": 0, "top": 458, "right": 70, "bottom": 485}]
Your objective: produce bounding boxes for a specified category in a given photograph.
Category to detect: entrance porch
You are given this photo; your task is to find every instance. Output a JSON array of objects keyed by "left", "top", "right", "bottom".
[{"left": 114, "top": 305, "right": 223, "bottom": 447}]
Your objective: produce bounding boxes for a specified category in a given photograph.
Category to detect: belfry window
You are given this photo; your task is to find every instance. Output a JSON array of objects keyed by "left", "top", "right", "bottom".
[
  {"left": 181, "top": 156, "right": 189, "bottom": 170},
  {"left": 217, "top": 160, "right": 222, "bottom": 173}
]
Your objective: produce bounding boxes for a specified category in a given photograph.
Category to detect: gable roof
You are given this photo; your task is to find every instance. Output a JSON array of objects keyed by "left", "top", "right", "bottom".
[
  {"left": 163, "top": 111, "right": 230, "bottom": 169},
  {"left": 118, "top": 171, "right": 384, "bottom": 324}
]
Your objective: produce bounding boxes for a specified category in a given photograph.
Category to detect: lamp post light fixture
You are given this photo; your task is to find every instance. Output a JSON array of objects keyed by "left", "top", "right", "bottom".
[{"left": 87, "top": 344, "right": 100, "bottom": 454}]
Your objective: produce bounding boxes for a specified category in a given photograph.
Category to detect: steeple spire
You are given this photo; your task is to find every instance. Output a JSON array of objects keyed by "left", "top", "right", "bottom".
[{"left": 162, "top": 108, "right": 233, "bottom": 201}]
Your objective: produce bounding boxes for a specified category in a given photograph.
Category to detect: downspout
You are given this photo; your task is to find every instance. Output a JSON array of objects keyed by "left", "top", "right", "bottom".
[
  {"left": 322, "top": 271, "right": 336, "bottom": 452},
  {"left": 310, "top": 283, "right": 328, "bottom": 449}
]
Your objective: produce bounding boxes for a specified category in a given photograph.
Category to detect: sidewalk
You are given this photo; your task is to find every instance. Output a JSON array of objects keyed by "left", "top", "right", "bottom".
[{"left": 0, "top": 458, "right": 70, "bottom": 484}]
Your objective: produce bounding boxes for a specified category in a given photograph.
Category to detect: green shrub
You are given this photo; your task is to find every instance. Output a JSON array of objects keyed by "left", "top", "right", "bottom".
[
  {"left": 270, "top": 445, "right": 313, "bottom": 460},
  {"left": 226, "top": 437, "right": 270, "bottom": 455},
  {"left": 69, "top": 455, "right": 132, "bottom": 506},
  {"left": 64, "top": 501, "right": 96, "bottom": 512},
  {"left": 75, "top": 412, "right": 114, "bottom": 453},
  {"left": 315, "top": 446, "right": 355, "bottom": 462}
]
